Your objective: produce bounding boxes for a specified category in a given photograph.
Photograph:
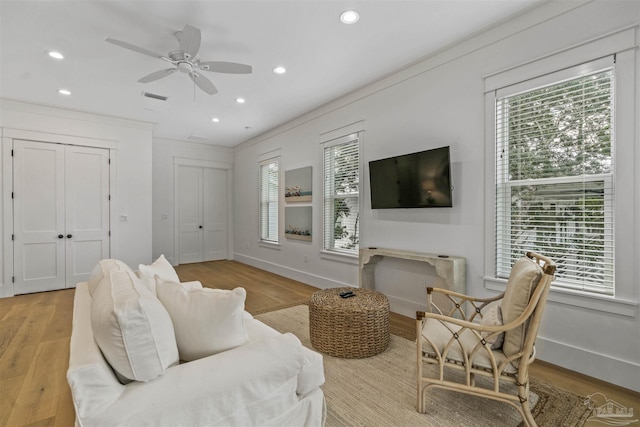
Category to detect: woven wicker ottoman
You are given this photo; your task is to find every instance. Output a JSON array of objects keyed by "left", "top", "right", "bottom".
[{"left": 309, "top": 287, "right": 390, "bottom": 358}]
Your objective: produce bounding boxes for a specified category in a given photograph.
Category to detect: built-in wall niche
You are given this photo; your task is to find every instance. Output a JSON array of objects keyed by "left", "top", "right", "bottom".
[
  {"left": 285, "top": 206, "right": 312, "bottom": 241},
  {"left": 285, "top": 166, "right": 312, "bottom": 202}
]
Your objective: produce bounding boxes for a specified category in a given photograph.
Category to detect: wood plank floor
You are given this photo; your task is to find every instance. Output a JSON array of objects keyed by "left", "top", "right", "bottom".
[{"left": 0, "top": 260, "right": 637, "bottom": 426}]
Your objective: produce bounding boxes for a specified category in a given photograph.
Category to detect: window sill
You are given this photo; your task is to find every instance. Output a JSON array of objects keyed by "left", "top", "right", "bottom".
[
  {"left": 320, "top": 250, "right": 359, "bottom": 265},
  {"left": 258, "top": 240, "right": 281, "bottom": 250},
  {"left": 484, "top": 277, "right": 638, "bottom": 317}
]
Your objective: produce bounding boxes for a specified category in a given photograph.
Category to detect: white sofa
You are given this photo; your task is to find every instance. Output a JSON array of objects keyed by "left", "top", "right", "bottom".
[{"left": 67, "top": 259, "right": 326, "bottom": 427}]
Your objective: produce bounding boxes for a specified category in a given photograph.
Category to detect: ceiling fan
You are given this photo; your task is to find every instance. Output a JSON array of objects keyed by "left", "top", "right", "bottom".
[{"left": 105, "top": 24, "right": 252, "bottom": 95}]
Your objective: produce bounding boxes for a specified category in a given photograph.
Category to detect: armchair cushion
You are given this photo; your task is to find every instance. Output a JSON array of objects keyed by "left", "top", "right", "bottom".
[
  {"left": 156, "top": 279, "right": 249, "bottom": 361},
  {"left": 91, "top": 271, "right": 179, "bottom": 383},
  {"left": 421, "top": 318, "right": 516, "bottom": 374},
  {"left": 479, "top": 301, "right": 504, "bottom": 349},
  {"left": 501, "top": 256, "right": 543, "bottom": 358}
]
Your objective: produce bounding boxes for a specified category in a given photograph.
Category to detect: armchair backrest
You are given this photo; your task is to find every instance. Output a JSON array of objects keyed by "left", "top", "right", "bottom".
[{"left": 501, "top": 252, "right": 555, "bottom": 360}]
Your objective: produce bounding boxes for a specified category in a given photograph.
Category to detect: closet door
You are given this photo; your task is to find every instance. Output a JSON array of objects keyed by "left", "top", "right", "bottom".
[
  {"left": 177, "top": 165, "right": 228, "bottom": 264},
  {"left": 203, "top": 168, "right": 228, "bottom": 261},
  {"left": 65, "top": 145, "right": 110, "bottom": 285},
  {"left": 177, "top": 166, "right": 204, "bottom": 264},
  {"left": 13, "top": 140, "right": 110, "bottom": 294},
  {"left": 13, "top": 140, "right": 66, "bottom": 293}
]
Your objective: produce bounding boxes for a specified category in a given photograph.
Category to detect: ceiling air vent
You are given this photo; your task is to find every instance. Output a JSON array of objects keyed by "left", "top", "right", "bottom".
[
  {"left": 142, "top": 91, "right": 168, "bottom": 101},
  {"left": 188, "top": 134, "right": 209, "bottom": 143}
]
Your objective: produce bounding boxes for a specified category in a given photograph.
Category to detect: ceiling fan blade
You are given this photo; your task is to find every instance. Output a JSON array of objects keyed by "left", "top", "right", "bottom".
[
  {"left": 189, "top": 72, "right": 218, "bottom": 95},
  {"left": 198, "top": 61, "right": 252, "bottom": 74},
  {"left": 138, "top": 68, "right": 177, "bottom": 83},
  {"left": 105, "top": 37, "right": 166, "bottom": 59},
  {"left": 179, "top": 24, "right": 201, "bottom": 59}
]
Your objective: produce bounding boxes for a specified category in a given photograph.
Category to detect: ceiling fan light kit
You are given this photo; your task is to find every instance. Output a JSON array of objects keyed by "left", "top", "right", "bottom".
[{"left": 105, "top": 24, "right": 252, "bottom": 96}]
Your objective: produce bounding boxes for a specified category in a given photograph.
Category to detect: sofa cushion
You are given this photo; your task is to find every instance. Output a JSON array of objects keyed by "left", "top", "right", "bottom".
[
  {"left": 501, "top": 256, "right": 543, "bottom": 359},
  {"left": 91, "top": 270, "right": 179, "bottom": 383},
  {"left": 87, "top": 259, "right": 132, "bottom": 296},
  {"left": 137, "top": 254, "right": 180, "bottom": 294},
  {"left": 156, "top": 279, "right": 249, "bottom": 361}
]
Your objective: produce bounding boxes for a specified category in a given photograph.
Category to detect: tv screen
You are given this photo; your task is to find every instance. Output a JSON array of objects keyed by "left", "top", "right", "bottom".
[{"left": 369, "top": 146, "right": 452, "bottom": 209}]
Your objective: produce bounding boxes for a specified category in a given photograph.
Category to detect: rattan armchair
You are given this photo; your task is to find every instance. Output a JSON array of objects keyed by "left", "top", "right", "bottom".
[{"left": 416, "top": 252, "right": 556, "bottom": 427}]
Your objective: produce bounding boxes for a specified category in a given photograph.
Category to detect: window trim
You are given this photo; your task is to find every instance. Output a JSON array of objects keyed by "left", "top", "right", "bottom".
[{"left": 483, "top": 30, "right": 638, "bottom": 315}]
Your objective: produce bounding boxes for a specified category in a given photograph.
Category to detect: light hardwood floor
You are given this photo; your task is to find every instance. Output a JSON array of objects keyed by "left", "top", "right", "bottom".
[{"left": 0, "top": 260, "right": 637, "bottom": 426}]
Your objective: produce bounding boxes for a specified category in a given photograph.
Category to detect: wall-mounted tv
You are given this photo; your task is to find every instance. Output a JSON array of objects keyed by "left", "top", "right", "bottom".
[{"left": 369, "top": 146, "right": 452, "bottom": 209}]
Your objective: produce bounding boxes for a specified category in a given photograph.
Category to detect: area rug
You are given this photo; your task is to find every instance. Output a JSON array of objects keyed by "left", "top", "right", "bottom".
[{"left": 255, "top": 305, "right": 591, "bottom": 427}]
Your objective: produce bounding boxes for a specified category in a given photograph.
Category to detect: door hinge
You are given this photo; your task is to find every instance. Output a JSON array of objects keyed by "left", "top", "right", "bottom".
[
  {"left": 108, "top": 158, "right": 111, "bottom": 164},
  {"left": 108, "top": 194, "right": 111, "bottom": 201},
  {"left": 11, "top": 234, "right": 14, "bottom": 241},
  {"left": 11, "top": 149, "right": 14, "bottom": 157},
  {"left": 108, "top": 230, "right": 111, "bottom": 237},
  {"left": 11, "top": 192, "right": 14, "bottom": 199},
  {"left": 12, "top": 276, "right": 14, "bottom": 283}
]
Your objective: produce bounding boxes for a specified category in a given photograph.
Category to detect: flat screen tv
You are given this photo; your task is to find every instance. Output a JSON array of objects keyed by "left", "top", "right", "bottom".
[{"left": 369, "top": 146, "right": 452, "bottom": 209}]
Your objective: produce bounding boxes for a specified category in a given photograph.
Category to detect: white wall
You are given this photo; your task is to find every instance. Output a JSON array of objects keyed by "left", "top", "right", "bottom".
[
  {"left": 152, "top": 137, "right": 234, "bottom": 264},
  {"left": 0, "top": 99, "right": 154, "bottom": 294},
  {"left": 233, "top": 1, "right": 640, "bottom": 391}
]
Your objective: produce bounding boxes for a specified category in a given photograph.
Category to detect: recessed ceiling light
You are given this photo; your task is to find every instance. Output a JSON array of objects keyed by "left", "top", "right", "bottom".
[
  {"left": 48, "top": 50, "right": 64, "bottom": 60},
  {"left": 58, "top": 89, "right": 71, "bottom": 96},
  {"left": 212, "top": 117, "right": 220, "bottom": 123},
  {"left": 340, "top": 10, "right": 359, "bottom": 24},
  {"left": 273, "top": 66, "right": 286, "bottom": 74},
  {"left": 236, "top": 97, "right": 245, "bottom": 104}
]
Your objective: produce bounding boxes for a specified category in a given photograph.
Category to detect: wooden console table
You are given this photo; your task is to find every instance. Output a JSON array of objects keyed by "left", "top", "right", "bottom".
[{"left": 358, "top": 247, "right": 465, "bottom": 294}]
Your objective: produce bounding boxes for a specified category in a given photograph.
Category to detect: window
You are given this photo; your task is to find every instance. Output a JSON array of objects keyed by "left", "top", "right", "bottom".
[
  {"left": 323, "top": 134, "right": 360, "bottom": 255},
  {"left": 495, "top": 66, "right": 614, "bottom": 295},
  {"left": 259, "top": 158, "right": 279, "bottom": 243}
]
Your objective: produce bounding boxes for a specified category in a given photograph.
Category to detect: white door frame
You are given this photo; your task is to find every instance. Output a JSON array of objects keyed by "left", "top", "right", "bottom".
[
  {"left": 173, "top": 157, "right": 233, "bottom": 266},
  {"left": 1, "top": 128, "right": 117, "bottom": 298}
]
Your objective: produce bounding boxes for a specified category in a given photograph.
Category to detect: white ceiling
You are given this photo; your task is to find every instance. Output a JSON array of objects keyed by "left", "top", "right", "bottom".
[{"left": 0, "top": 0, "right": 541, "bottom": 147}]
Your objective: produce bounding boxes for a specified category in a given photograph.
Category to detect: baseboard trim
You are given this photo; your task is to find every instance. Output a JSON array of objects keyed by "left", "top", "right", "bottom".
[
  {"left": 234, "top": 253, "right": 355, "bottom": 290},
  {"left": 536, "top": 336, "right": 640, "bottom": 393}
]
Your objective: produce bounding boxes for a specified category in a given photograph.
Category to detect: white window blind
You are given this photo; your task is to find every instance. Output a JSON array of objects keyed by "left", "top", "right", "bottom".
[
  {"left": 495, "top": 68, "right": 615, "bottom": 295},
  {"left": 323, "top": 135, "right": 360, "bottom": 254},
  {"left": 259, "top": 158, "right": 279, "bottom": 243}
]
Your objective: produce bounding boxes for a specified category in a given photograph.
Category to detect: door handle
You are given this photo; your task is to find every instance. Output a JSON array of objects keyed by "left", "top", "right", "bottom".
[
  {"left": 66, "top": 234, "right": 72, "bottom": 239},
  {"left": 58, "top": 234, "right": 64, "bottom": 239}
]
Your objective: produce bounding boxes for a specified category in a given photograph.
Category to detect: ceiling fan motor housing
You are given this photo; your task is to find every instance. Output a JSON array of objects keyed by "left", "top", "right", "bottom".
[{"left": 177, "top": 62, "right": 194, "bottom": 73}]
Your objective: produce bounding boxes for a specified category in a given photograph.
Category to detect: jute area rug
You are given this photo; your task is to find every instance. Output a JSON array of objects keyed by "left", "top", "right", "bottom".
[{"left": 255, "top": 305, "right": 591, "bottom": 427}]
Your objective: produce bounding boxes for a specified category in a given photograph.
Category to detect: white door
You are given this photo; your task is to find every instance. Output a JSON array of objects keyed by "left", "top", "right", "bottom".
[
  {"left": 203, "top": 168, "right": 228, "bottom": 261},
  {"left": 65, "top": 145, "right": 110, "bottom": 285},
  {"left": 177, "top": 166, "right": 228, "bottom": 264},
  {"left": 177, "top": 166, "right": 204, "bottom": 264},
  {"left": 13, "top": 141, "right": 66, "bottom": 293},
  {"left": 13, "top": 140, "right": 110, "bottom": 294}
]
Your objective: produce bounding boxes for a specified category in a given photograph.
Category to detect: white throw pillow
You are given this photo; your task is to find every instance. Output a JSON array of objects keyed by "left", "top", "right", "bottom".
[
  {"left": 137, "top": 254, "right": 180, "bottom": 295},
  {"left": 91, "top": 270, "right": 179, "bottom": 383},
  {"left": 87, "top": 259, "right": 132, "bottom": 296},
  {"left": 155, "top": 278, "right": 249, "bottom": 361},
  {"left": 479, "top": 301, "right": 505, "bottom": 350}
]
